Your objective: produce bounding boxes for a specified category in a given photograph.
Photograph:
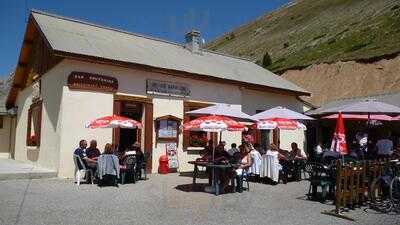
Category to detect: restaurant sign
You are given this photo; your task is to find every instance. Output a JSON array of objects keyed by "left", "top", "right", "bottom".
[
  {"left": 146, "top": 79, "right": 190, "bottom": 97},
  {"left": 67, "top": 72, "right": 118, "bottom": 93}
]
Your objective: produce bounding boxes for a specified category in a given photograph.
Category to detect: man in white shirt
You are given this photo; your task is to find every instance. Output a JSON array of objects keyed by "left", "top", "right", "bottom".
[{"left": 376, "top": 136, "right": 393, "bottom": 157}]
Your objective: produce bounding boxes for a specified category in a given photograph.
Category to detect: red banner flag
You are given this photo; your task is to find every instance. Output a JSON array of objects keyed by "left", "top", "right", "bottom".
[{"left": 330, "top": 112, "right": 348, "bottom": 155}]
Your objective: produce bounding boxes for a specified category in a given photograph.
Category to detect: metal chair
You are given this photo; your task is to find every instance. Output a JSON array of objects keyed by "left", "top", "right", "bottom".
[
  {"left": 73, "top": 154, "right": 93, "bottom": 186},
  {"left": 306, "top": 162, "right": 333, "bottom": 202}
]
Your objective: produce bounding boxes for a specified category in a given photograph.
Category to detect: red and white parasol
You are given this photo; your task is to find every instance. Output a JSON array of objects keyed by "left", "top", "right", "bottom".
[
  {"left": 86, "top": 115, "right": 142, "bottom": 129},
  {"left": 256, "top": 118, "right": 305, "bottom": 130},
  {"left": 183, "top": 115, "right": 245, "bottom": 132}
]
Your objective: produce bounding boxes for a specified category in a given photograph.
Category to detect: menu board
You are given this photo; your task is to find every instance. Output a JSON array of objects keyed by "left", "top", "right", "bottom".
[
  {"left": 158, "top": 120, "right": 178, "bottom": 138},
  {"left": 166, "top": 143, "right": 179, "bottom": 169}
]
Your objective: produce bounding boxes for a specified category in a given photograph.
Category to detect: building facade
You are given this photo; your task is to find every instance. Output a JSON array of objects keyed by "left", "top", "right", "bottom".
[{"left": 6, "top": 11, "right": 310, "bottom": 178}]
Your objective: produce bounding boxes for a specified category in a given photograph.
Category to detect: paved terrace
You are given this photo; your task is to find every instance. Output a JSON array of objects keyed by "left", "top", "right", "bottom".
[{"left": 0, "top": 174, "right": 398, "bottom": 225}]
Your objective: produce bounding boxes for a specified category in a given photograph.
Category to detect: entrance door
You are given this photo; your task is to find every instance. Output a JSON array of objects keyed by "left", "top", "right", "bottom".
[{"left": 119, "top": 102, "right": 142, "bottom": 151}]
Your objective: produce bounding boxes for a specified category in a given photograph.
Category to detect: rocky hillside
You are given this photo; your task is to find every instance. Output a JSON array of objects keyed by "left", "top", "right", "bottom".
[
  {"left": 0, "top": 74, "right": 12, "bottom": 111},
  {"left": 207, "top": 0, "right": 400, "bottom": 106}
]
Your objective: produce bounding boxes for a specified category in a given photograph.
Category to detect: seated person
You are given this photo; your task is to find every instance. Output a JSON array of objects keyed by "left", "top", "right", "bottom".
[
  {"left": 288, "top": 142, "right": 307, "bottom": 161},
  {"left": 253, "top": 143, "right": 266, "bottom": 155},
  {"left": 375, "top": 134, "right": 393, "bottom": 159},
  {"left": 227, "top": 143, "right": 239, "bottom": 156},
  {"left": 200, "top": 140, "right": 214, "bottom": 159},
  {"left": 97, "top": 143, "right": 120, "bottom": 187},
  {"left": 73, "top": 139, "right": 97, "bottom": 170},
  {"left": 214, "top": 143, "right": 231, "bottom": 163},
  {"left": 86, "top": 140, "right": 101, "bottom": 171},
  {"left": 235, "top": 144, "right": 252, "bottom": 192}
]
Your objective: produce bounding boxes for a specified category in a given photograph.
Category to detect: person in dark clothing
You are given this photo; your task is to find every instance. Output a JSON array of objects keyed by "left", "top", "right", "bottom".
[
  {"left": 86, "top": 140, "right": 101, "bottom": 159},
  {"left": 86, "top": 140, "right": 101, "bottom": 175},
  {"left": 73, "top": 140, "right": 96, "bottom": 169}
]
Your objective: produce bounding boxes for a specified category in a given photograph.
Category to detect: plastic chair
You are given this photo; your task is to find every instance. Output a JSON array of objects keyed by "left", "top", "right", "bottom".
[
  {"left": 120, "top": 155, "right": 137, "bottom": 184},
  {"left": 73, "top": 154, "right": 93, "bottom": 186}
]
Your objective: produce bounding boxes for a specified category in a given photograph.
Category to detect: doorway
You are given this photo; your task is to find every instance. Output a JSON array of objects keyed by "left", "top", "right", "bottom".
[{"left": 119, "top": 102, "right": 143, "bottom": 150}]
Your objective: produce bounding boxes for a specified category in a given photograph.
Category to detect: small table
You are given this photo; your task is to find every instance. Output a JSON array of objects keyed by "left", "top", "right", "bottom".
[{"left": 189, "top": 161, "right": 239, "bottom": 195}]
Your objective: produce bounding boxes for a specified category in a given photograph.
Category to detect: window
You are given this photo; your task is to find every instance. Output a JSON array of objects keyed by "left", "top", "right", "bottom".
[
  {"left": 183, "top": 102, "right": 213, "bottom": 149},
  {"left": 155, "top": 115, "right": 181, "bottom": 143},
  {"left": 0, "top": 116, "right": 3, "bottom": 129},
  {"left": 27, "top": 101, "right": 42, "bottom": 146},
  {"left": 188, "top": 124, "right": 208, "bottom": 147}
]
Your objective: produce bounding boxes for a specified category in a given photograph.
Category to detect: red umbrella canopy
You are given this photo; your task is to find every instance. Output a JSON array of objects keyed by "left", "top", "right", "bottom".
[
  {"left": 256, "top": 118, "right": 304, "bottom": 130},
  {"left": 322, "top": 113, "right": 393, "bottom": 121},
  {"left": 330, "top": 112, "right": 348, "bottom": 155},
  {"left": 183, "top": 115, "right": 245, "bottom": 132},
  {"left": 86, "top": 115, "right": 142, "bottom": 129}
]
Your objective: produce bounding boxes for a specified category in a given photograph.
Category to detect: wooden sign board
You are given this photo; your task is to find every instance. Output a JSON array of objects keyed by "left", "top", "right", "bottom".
[
  {"left": 146, "top": 79, "right": 190, "bottom": 97},
  {"left": 67, "top": 72, "right": 118, "bottom": 92}
]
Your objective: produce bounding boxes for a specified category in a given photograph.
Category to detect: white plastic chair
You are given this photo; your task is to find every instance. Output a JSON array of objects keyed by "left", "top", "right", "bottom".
[{"left": 73, "top": 154, "right": 93, "bottom": 185}]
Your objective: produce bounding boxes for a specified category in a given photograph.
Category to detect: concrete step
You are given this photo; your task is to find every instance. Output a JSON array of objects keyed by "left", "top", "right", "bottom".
[{"left": 0, "top": 159, "right": 57, "bottom": 180}]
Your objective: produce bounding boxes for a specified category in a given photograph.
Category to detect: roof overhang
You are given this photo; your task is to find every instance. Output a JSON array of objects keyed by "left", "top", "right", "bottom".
[{"left": 53, "top": 49, "right": 311, "bottom": 97}]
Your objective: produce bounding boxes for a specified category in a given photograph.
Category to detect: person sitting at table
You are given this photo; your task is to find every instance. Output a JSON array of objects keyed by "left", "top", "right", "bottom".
[
  {"left": 85, "top": 140, "right": 101, "bottom": 178},
  {"left": 201, "top": 140, "right": 214, "bottom": 158},
  {"left": 97, "top": 143, "right": 120, "bottom": 187},
  {"left": 235, "top": 144, "right": 253, "bottom": 192},
  {"left": 375, "top": 133, "right": 394, "bottom": 159},
  {"left": 288, "top": 142, "right": 307, "bottom": 161},
  {"left": 253, "top": 143, "right": 266, "bottom": 155},
  {"left": 227, "top": 143, "right": 239, "bottom": 156},
  {"left": 73, "top": 139, "right": 97, "bottom": 170}
]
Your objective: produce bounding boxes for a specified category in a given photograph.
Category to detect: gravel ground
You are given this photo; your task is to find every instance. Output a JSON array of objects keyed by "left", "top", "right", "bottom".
[{"left": 0, "top": 174, "right": 398, "bottom": 225}]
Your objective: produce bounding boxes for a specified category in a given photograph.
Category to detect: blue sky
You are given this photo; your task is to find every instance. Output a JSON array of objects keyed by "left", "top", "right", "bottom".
[{"left": 0, "top": 0, "right": 290, "bottom": 78}]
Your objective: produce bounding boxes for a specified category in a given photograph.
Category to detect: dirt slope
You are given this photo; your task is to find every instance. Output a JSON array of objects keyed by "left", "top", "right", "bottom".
[{"left": 281, "top": 55, "right": 400, "bottom": 106}]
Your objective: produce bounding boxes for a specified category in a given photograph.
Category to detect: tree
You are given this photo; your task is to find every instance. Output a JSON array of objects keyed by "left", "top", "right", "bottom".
[{"left": 262, "top": 50, "right": 272, "bottom": 68}]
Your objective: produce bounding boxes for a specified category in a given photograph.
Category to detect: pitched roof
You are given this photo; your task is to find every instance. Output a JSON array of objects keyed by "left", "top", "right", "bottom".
[
  {"left": 306, "top": 92, "right": 400, "bottom": 116},
  {"left": 31, "top": 10, "right": 308, "bottom": 95}
]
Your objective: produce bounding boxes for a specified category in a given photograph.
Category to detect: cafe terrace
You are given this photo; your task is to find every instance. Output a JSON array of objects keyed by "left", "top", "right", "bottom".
[{"left": 4, "top": 10, "right": 310, "bottom": 178}]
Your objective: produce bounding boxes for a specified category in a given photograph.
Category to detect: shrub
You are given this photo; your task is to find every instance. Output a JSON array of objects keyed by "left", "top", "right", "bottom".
[{"left": 262, "top": 51, "right": 272, "bottom": 67}]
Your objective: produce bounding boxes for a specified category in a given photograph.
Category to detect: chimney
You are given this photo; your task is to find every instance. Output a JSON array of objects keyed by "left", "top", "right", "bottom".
[{"left": 185, "top": 30, "right": 201, "bottom": 54}]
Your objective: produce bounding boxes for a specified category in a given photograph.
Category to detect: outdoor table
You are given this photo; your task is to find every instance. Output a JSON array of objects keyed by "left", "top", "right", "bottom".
[{"left": 188, "top": 161, "right": 239, "bottom": 195}]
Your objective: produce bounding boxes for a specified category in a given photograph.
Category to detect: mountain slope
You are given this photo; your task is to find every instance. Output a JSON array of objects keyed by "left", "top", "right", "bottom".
[{"left": 207, "top": 0, "right": 400, "bottom": 73}]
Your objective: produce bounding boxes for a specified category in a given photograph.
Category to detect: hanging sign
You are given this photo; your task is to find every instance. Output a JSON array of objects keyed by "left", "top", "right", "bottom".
[
  {"left": 146, "top": 79, "right": 190, "bottom": 97},
  {"left": 67, "top": 71, "right": 118, "bottom": 93},
  {"left": 166, "top": 143, "right": 179, "bottom": 169}
]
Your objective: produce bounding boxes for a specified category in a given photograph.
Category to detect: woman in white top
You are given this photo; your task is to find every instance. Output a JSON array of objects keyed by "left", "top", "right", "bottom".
[{"left": 235, "top": 144, "right": 252, "bottom": 192}]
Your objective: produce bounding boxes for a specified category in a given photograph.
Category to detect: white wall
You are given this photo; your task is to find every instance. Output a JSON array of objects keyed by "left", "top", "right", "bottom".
[{"left": 13, "top": 64, "right": 66, "bottom": 170}]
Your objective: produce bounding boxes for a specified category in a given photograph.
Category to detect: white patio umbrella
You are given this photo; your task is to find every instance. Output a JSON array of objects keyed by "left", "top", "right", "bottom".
[
  {"left": 186, "top": 104, "right": 255, "bottom": 122},
  {"left": 252, "top": 106, "right": 315, "bottom": 120},
  {"left": 322, "top": 99, "right": 400, "bottom": 115}
]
